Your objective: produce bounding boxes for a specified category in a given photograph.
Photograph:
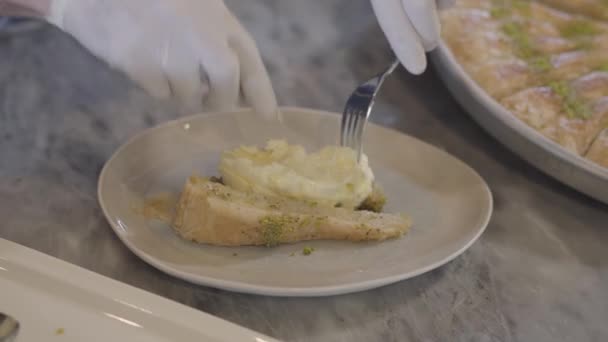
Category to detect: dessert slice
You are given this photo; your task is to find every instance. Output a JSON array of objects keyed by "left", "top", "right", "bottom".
[
  {"left": 572, "top": 71, "right": 608, "bottom": 103},
  {"left": 501, "top": 80, "right": 608, "bottom": 155},
  {"left": 537, "top": 0, "right": 608, "bottom": 21},
  {"left": 585, "top": 128, "right": 608, "bottom": 167},
  {"left": 172, "top": 177, "right": 411, "bottom": 247}
]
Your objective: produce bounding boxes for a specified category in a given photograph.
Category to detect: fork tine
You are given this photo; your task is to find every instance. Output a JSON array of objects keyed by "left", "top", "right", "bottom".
[
  {"left": 340, "top": 107, "right": 350, "bottom": 146},
  {"left": 347, "top": 107, "right": 359, "bottom": 148},
  {"left": 340, "top": 59, "right": 400, "bottom": 155},
  {"left": 343, "top": 104, "right": 354, "bottom": 146},
  {"left": 341, "top": 110, "right": 349, "bottom": 146},
  {"left": 353, "top": 108, "right": 367, "bottom": 157},
  {"left": 354, "top": 108, "right": 370, "bottom": 159},
  {"left": 350, "top": 108, "right": 362, "bottom": 151},
  {"left": 342, "top": 104, "right": 354, "bottom": 146}
]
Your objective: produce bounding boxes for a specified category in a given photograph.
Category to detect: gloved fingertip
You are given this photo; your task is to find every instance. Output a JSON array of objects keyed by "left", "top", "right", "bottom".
[
  {"left": 403, "top": 57, "right": 427, "bottom": 75},
  {"left": 241, "top": 73, "right": 279, "bottom": 121},
  {"left": 393, "top": 42, "right": 427, "bottom": 75},
  {"left": 252, "top": 97, "right": 279, "bottom": 121},
  {"left": 422, "top": 38, "right": 440, "bottom": 52}
]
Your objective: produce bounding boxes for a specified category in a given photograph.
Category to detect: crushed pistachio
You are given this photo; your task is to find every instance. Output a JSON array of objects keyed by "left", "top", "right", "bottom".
[
  {"left": 560, "top": 20, "right": 599, "bottom": 38},
  {"left": 490, "top": 7, "right": 510, "bottom": 19},
  {"left": 346, "top": 183, "right": 355, "bottom": 191},
  {"left": 598, "top": 63, "right": 608, "bottom": 72},
  {"left": 501, "top": 21, "right": 553, "bottom": 73},
  {"left": 528, "top": 56, "right": 552, "bottom": 72},
  {"left": 356, "top": 223, "right": 370, "bottom": 230},
  {"left": 55, "top": 328, "right": 65, "bottom": 335},
  {"left": 302, "top": 246, "right": 315, "bottom": 255},
  {"left": 502, "top": 22, "right": 534, "bottom": 58},
  {"left": 491, "top": 0, "right": 530, "bottom": 18},
  {"left": 259, "top": 215, "right": 299, "bottom": 247},
  {"left": 357, "top": 188, "right": 386, "bottom": 213},
  {"left": 549, "top": 81, "right": 592, "bottom": 119},
  {"left": 314, "top": 216, "right": 329, "bottom": 228},
  {"left": 299, "top": 216, "right": 313, "bottom": 229},
  {"left": 550, "top": 80, "right": 569, "bottom": 97},
  {"left": 512, "top": 0, "right": 531, "bottom": 13},
  {"left": 575, "top": 39, "right": 594, "bottom": 51},
  {"left": 289, "top": 252, "right": 295, "bottom": 257}
]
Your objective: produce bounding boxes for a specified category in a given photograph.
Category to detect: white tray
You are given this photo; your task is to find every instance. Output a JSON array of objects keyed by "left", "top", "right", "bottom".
[
  {"left": 430, "top": 42, "right": 608, "bottom": 204},
  {"left": 0, "top": 238, "right": 279, "bottom": 342}
]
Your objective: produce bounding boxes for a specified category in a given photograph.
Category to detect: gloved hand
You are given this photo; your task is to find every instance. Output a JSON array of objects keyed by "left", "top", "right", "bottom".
[
  {"left": 371, "top": 0, "right": 442, "bottom": 75},
  {"left": 46, "top": 0, "right": 278, "bottom": 117}
]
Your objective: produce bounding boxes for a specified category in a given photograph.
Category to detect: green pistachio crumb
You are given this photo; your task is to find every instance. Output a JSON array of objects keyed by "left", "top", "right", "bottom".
[
  {"left": 490, "top": 7, "right": 510, "bottom": 19},
  {"left": 560, "top": 20, "right": 599, "bottom": 38},
  {"left": 512, "top": 0, "right": 531, "bottom": 12},
  {"left": 259, "top": 215, "right": 299, "bottom": 247},
  {"left": 529, "top": 56, "right": 552, "bottom": 72},
  {"left": 302, "top": 246, "right": 315, "bottom": 255},
  {"left": 503, "top": 22, "right": 533, "bottom": 58},
  {"left": 357, "top": 190, "right": 387, "bottom": 213},
  {"left": 549, "top": 81, "right": 592, "bottom": 119},
  {"left": 575, "top": 39, "right": 594, "bottom": 51},
  {"left": 299, "top": 216, "right": 313, "bottom": 228},
  {"left": 501, "top": 21, "right": 552, "bottom": 73},
  {"left": 314, "top": 216, "right": 329, "bottom": 228}
]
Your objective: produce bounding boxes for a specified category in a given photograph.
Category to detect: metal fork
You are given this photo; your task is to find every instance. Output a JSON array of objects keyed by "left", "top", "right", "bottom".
[{"left": 340, "top": 59, "right": 400, "bottom": 160}]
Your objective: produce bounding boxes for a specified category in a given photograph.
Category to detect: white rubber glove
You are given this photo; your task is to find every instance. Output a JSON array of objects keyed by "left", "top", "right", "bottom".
[
  {"left": 371, "top": 0, "right": 442, "bottom": 75},
  {"left": 46, "top": 0, "right": 278, "bottom": 117}
]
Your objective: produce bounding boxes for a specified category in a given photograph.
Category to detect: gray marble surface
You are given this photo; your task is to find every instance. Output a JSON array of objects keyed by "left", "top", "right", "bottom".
[{"left": 1, "top": 1, "right": 607, "bottom": 341}]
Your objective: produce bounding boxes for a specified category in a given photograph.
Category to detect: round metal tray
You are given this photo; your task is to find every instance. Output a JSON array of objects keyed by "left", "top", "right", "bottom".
[{"left": 430, "top": 42, "right": 608, "bottom": 204}]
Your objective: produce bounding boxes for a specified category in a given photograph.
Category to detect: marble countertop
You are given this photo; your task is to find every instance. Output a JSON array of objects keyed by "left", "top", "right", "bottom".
[{"left": 1, "top": 1, "right": 607, "bottom": 341}]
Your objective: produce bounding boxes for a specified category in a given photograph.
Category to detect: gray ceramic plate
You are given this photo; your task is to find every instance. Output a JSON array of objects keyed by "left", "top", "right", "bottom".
[
  {"left": 431, "top": 42, "right": 608, "bottom": 204},
  {"left": 98, "top": 107, "right": 492, "bottom": 297}
]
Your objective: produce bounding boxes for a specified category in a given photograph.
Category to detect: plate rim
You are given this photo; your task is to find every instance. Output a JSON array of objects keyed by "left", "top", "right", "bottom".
[{"left": 98, "top": 107, "right": 494, "bottom": 297}]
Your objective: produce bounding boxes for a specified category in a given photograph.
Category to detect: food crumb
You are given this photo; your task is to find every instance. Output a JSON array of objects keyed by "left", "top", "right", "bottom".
[
  {"left": 289, "top": 252, "right": 295, "bottom": 257},
  {"left": 302, "top": 246, "right": 315, "bottom": 255},
  {"left": 232, "top": 253, "right": 238, "bottom": 256},
  {"left": 55, "top": 328, "right": 64, "bottom": 335}
]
